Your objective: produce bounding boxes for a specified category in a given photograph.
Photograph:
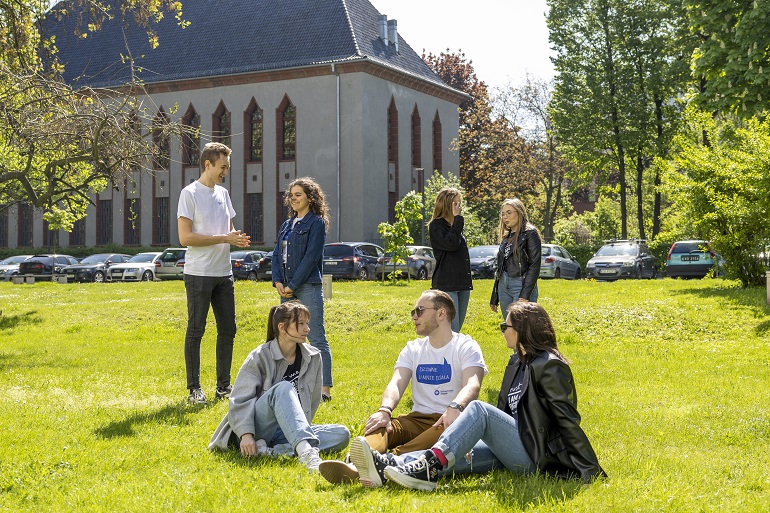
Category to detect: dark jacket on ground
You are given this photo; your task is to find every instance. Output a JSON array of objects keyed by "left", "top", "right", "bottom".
[
  {"left": 490, "top": 227, "right": 541, "bottom": 305},
  {"left": 429, "top": 216, "right": 472, "bottom": 292},
  {"left": 497, "top": 350, "right": 607, "bottom": 483}
]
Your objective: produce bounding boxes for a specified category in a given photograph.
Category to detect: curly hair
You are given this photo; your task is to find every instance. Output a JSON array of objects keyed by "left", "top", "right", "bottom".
[{"left": 284, "top": 177, "right": 330, "bottom": 230}]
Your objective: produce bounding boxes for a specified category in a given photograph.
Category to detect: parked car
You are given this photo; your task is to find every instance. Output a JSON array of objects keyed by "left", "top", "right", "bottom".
[
  {"left": 0, "top": 255, "right": 33, "bottom": 281},
  {"left": 18, "top": 254, "right": 80, "bottom": 279},
  {"left": 155, "top": 248, "right": 187, "bottom": 280},
  {"left": 231, "top": 250, "right": 269, "bottom": 281},
  {"left": 540, "top": 244, "right": 581, "bottom": 279},
  {"left": 468, "top": 245, "right": 498, "bottom": 279},
  {"left": 322, "top": 242, "right": 383, "bottom": 280},
  {"left": 376, "top": 245, "right": 436, "bottom": 280},
  {"left": 666, "top": 240, "right": 724, "bottom": 278},
  {"left": 62, "top": 253, "right": 130, "bottom": 283},
  {"left": 108, "top": 252, "right": 162, "bottom": 282},
  {"left": 585, "top": 239, "right": 657, "bottom": 280}
]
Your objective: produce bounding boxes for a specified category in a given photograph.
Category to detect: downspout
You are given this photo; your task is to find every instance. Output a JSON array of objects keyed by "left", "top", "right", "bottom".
[{"left": 331, "top": 63, "right": 341, "bottom": 241}]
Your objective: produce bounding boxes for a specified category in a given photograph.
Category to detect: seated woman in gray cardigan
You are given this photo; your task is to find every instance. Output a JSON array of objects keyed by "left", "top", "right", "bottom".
[{"left": 209, "top": 301, "right": 349, "bottom": 471}]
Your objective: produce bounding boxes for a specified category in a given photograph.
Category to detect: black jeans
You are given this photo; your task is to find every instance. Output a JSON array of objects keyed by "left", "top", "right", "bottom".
[{"left": 184, "top": 274, "right": 236, "bottom": 390}]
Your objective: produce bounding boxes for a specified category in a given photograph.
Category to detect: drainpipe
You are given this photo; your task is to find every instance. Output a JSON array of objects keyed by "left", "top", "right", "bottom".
[{"left": 331, "top": 63, "right": 341, "bottom": 242}]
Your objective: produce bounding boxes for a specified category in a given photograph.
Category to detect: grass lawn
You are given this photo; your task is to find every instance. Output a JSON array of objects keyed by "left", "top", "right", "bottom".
[{"left": 1, "top": 276, "right": 769, "bottom": 512}]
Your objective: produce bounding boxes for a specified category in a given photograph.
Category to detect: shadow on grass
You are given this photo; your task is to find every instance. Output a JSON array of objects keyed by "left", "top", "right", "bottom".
[
  {"left": 0, "top": 310, "right": 42, "bottom": 330},
  {"left": 444, "top": 470, "right": 584, "bottom": 508},
  {"left": 94, "top": 400, "right": 214, "bottom": 439},
  {"left": 669, "top": 283, "right": 769, "bottom": 309}
]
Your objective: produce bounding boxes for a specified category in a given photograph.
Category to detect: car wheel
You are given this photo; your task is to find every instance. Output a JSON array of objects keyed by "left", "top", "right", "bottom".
[
  {"left": 248, "top": 271, "right": 258, "bottom": 281},
  {"left": 359, "top": 267, "right": 369, "bottom": 280},
  {"left": 555, "top": 267, "right": 561, "bottom": 279},
  {"left": 649, "top": 268, "right": 657, "bottom": 280},
  {"left": 417, "top": 267, "right": 428, "bottom": 280},
  {"left": 93, "top": 271, "right": 105, "bottom": 283},
  {"left": 575, "top": 268, "right": 581, "bottom": 279},
  {"left": 141, "top": 270, "right": 153, "bottom": 281},
  {"left": 634, "top": 266, "right": 642, "bottom": 279}
]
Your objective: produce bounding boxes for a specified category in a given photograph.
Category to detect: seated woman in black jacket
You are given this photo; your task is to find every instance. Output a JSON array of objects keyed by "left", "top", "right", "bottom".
[{"left": 378, "top": 302, "right": 606, "bottom": 491}]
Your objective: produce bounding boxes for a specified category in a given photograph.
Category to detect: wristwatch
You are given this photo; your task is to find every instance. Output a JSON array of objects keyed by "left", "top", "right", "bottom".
[{"left": 448, "top": 401, "right": 465, "bottom": 412}]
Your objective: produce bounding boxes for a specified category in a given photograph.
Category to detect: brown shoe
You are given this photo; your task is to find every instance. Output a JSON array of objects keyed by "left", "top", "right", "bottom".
[{"left": 319, "top": 460, "right": 359, "bottom": 484}]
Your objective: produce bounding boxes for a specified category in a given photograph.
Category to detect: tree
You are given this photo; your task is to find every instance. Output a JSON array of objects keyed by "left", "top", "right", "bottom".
[
  {"left": 686, "top": 0, "right": 770, "bottom": 118},
  {"left": 0, "top": 0, "right": 185, "bottom": 231},
  {"left": 661, "top": 107, "right": 770, "bottom": 287},
  {"left": 377, "top": 191, "right": 422, "bottom": 282}
]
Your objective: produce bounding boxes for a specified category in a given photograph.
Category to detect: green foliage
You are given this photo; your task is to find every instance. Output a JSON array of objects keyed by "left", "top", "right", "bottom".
[
  {"left": 378, "top": 191, "right": 422, "bottom": 282},
  {"left": 552, "top": 197, "right": 623, "bottom": 246},
  {"left": 661, "top": 107, "right": 770, "bottom": 286},
  {"left": 2, "top": 278, "right": 770, "bottom": 511}
]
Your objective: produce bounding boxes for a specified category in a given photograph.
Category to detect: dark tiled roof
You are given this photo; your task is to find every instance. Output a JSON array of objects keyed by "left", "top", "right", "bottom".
[{"left": 43, "top": 0, "right": 449, "bottom": 90}]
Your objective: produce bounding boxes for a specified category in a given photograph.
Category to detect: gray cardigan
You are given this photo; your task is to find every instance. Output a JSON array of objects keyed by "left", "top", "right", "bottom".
[{"left": 209, "top": 339, "right": 322, "bottom": 451}]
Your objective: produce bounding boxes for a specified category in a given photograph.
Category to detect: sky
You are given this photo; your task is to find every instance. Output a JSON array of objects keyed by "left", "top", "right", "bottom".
[{"left": 373, "top": 0, "right": 555, "bottom": 91}]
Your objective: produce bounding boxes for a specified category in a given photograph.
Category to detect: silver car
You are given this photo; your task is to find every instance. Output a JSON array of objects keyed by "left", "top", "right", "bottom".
[
  {"left": 540, "top": 244, "right": 581, "bottom": 279},
  {"left": 0, "top": 255, "right": 33, "bottom": 281},
  {"left": 376, "top": 245, "right": 436, "bottom": 280},
  {"left": 155, "top": 248, "right": 187, "bottom": 280},
  {"left": 108, "top": 252, "right": 162, "bottom": 282}
]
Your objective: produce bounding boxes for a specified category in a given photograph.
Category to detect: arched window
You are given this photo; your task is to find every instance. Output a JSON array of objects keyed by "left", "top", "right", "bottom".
[
  {"left": 153, "top": 108, "right": 170, "bottom": 170},
  {"left": 182, "top": 105, "right": 201, "bottom": 166},
  {"left": 277, "top": 96, "right": 296, "bottom": 160},
  {"left": 245, "top": 99, "right": 263, "bottom": 162},
  {"left": 213, "top": 101, "right": 231, "bottom": 148},
  {"left": 411, "top": 105, "right": 421, "bottom": 169},
  {"left": 387, "top": 98, "right": 399, "bottom": 223},
  {"left": 432, "top": 111, "right": 442, "bottom": 174}
]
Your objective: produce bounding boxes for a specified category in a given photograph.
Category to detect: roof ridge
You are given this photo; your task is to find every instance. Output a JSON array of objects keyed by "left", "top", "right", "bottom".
[{"left": 340, "top": 0, "right": 363, "bottom": 57}]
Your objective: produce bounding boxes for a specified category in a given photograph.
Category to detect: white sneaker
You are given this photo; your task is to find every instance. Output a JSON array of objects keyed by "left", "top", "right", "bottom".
[{"left": 298, "top": 447, "right": 322, "bottom": 472}]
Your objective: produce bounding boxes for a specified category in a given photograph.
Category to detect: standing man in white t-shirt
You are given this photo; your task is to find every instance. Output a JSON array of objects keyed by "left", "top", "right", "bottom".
[
  {"left": 177, "top": 142, "right": 251, "bottom": 404},
  {"left": 319, "top": 290, "right": 487, "bottom": 486}
]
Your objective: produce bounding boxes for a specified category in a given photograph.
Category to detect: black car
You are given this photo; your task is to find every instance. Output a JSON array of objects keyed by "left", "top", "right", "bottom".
[
  {"left": 231, "top": 250, "right": 270, "bottom": 281},
  {"left": 62, "top": 253, "right": 131, "bottom": 282},
  {"left": 586, "top": 239, "right": 657, "bottom": 280},
  {"left": 468, "top": 245, "right": 498, "bottom": 279},
  {"left": 322, "top": 242, "right": 383, "bottom": 280},
  {"left": 18, "top": 254, "right": 80, "bottom": 279}
]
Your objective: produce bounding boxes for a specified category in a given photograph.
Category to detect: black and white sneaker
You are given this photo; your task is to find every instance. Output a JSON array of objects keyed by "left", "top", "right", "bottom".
[
  {"left": 384, "top": 450, "right": 442, "bottom": 491},
  {"left": 188, "top": 388, "right": 207, "bottom": 404},
  {"left": 348, "top": 436, "right": 395, "bottom": 488},
  {"left": 215, "top": 385, "right": 233, "bottom": 399}
]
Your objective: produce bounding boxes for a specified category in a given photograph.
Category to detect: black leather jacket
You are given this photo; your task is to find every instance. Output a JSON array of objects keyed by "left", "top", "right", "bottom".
[
  {"left": 429, "top": 216, "right": 473, "bottom": 291},
  {"left": 497, "top": 350, "right": 607, "bottom": 483},
  {"left": 490, "top": 228, "right": 542, "bottom": 305}
]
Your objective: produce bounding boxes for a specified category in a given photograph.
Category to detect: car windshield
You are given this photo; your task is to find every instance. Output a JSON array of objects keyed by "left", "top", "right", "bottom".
[
  {"left": 80, "top": 254, "right": 110, "bottom": 264},
  {"left": 541, "top": 247, "right": 552, "bottom": 257},
  {"left": 1, "top": 255, "right": 29, "bottom": 265},
  {"left": 596, "top": 244, "right": 638, "bottom": 257},
  {"left": 230, "top": 251, "right": 250, "bottom": 259},
  {"left": 468, "top": 246, "right": 497, "bottom": 258},
  {"left": 128, "top": 253, "right": 157, "bottom": 263},
  {"left": 324, "top": 246, "right": 353, "bottom": 258},
  {"left": 672, "top": 242, "right": 708, "bottom": 254}
]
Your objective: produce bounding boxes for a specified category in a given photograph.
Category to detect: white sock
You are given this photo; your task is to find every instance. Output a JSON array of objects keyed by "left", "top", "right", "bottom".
[{"left": 296, "top": 440, "right": 312, "bottom": 455}]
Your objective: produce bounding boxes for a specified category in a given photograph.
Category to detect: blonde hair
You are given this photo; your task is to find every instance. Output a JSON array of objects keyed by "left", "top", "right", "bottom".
[
  {"left": 497, "top": 198, "right": 541, "bottom": 249},
  {"left": 432, "top": 188, "right": 461, "bottom": 223}
]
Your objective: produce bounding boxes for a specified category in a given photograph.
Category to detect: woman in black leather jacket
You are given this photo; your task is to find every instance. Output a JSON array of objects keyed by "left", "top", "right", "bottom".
[
  {"left": 491, "top": 198, "right": 542, "bottom": 319},
  {"left": 383, "top": 302, "right": 606, "bottom": 491}
]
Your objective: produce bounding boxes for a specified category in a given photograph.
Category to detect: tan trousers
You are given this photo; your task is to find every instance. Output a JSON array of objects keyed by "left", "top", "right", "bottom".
[{"left": 364, "top": 411, "right": 445, "bottom": 455}]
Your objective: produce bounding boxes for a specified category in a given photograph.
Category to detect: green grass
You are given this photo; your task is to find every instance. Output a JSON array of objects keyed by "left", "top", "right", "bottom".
[{"left": 1, "top": 277, "right": 769, "bottom": 512}]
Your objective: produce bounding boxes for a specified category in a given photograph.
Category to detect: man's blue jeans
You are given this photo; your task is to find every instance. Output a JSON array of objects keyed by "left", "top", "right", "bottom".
[
  {"left": 282, "top": 282, "right": 333, "bottom": 388},
  {"left": 184, "top": 274, "right": 236, "bottom": 391},
  {"left": 395, "top": 400, "right": 535, "bottom": 476}
]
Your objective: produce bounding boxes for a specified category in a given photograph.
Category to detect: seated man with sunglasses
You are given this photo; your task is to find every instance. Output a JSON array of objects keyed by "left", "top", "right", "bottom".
[{"left": 320, "top": 290, "right": 487, "bottom": 487}]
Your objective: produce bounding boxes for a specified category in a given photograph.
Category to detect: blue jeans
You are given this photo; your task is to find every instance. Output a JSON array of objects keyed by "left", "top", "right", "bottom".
[
  {"left": 396, "top": 400, "right": 535, "bottom": 475},
  {"left": 497, "top": 272, "right": 538, "bottom": 320},
  {"left": 445, "top": 289, "right": 471, "bottom": 333},
  {"left": 252, "top": 381, "right": 349, "bottom": 452},
  {"left": 282, "top": 282, "right": 333, "bottom": 388},
  {"left": 184, "top": 274, "right": 236, "bottom": 390}
]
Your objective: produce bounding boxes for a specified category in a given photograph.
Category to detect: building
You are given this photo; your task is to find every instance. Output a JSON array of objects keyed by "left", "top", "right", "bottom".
[{"left": 1, "top": 0, "right": 466, "bottom": 250}]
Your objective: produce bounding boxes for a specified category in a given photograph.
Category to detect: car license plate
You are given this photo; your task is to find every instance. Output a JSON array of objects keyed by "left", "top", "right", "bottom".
[
  {"left": 325, "top": 261, "right": 337, "bottom": 266},
  {"left": 265, "top": 270, "right": 271, "bottom": 275},
  {"left": 681, "top": 255, "right": 699, "bottom": 261},
  {"left": 598, "top": 269, "right": 615, "bottom": 275},
  {"left": 113, "top": 270, "right": 123, "bottom": 274}
]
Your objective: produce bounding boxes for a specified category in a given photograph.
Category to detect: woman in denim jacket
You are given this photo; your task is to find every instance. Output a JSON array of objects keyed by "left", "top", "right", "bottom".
[{"left": 272, "top": 177, "right": 333, "bottom": 400}]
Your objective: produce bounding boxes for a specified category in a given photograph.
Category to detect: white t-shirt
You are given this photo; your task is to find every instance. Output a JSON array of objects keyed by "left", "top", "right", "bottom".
[
  {"left": 177, "top": 181, "right": 236, "bottom": 277},
  {"left": 394, "top": 333, "right": 488, "bottom": 415}
]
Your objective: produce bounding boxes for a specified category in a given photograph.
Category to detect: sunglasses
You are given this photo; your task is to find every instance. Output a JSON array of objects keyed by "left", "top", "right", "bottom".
[
  {"left": 500, "top": 322, "right": 515, "bottom": 333},
  {"left": 411, "top": 306, "right": 437, "bottom": 318}
]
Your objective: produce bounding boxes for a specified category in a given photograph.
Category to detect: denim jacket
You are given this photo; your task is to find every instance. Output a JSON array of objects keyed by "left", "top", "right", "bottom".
[{"left": 271, "top": 213, "right": 326, "bottom": 290}]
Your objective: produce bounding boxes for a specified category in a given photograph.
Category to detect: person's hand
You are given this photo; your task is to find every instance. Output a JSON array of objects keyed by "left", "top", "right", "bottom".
[
  {"left": 281, "top": 287, "right": 294, "bottom": 299},
  {"left": 517, "top": 297, "right": 529, "bottom": 303},
  {"left": 275, "top": 282, "right": 286, "bottom": 296},
  {"left": 364, "top": 410, "right": 393, "bottom": 435},
  {"left": 452, "top": 200, "right": 462, "bottom": 217},
  {"left": 227, "top": 230, "right": 251, "bottom": 248},
  {"left": 239, "top": 433, "right": 257, "bottom": 457},
  {"left": 432, "top": 406, "right": 461, "bottom": 430},
  {"left": 490, "top": 304, "right": 498, "bottom": 313}
]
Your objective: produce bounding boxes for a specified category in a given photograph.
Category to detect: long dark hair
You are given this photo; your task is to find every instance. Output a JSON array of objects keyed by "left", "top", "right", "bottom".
[
  {"left": 266, "top": 301, "right": 310, "bottom": 342},
  {"left": 284, "top": 177, "right": 330, "bottom": 230},
  {"left": 506, "top": 302, "right": 567, "bottom": 363}
]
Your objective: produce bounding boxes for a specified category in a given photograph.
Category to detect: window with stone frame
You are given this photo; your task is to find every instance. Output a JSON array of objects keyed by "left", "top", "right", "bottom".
[
  {"left": 432, "top": 112, "right": 442, "bottom": 174},
  {"left": 182, "top": 106, "right": 201, "bottom": 166},
  {"left": 153, "top": 109, "right": 171, "bottom": 170},
  {"left": 246, "top": 100, "right": 263, "bottom": 162},
  {"left": 213, "top": 102, "right": 232, "bottom": 149}
]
